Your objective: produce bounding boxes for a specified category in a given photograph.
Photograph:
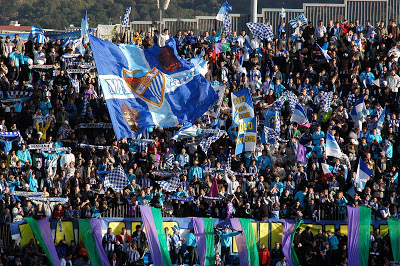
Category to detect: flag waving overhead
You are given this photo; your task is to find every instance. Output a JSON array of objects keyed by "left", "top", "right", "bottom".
[
  {"left": 280, "top": 8, "right": 286, "bottom": 19},
  {"left": 31, "top": 26, "right": 46, "bottom": 43},
  {"left": 377, "top": 106, "right": 386, "bottom": 130},
  {"left": 246, "top": 22, "right": 274, "bottom": 42},
  {"left": 350, "top": 97, "right": 367, "bottom": 122},
  {"left": 104, "top": 165, "right": 130, "bottom": 192},
  {"left": 216, "top": 1, "right": 232, "bottom": 21},
  {"left": 89, "top": 35, "right": 218, "bottom": 140},
  {"left": 171, "top": 123, "right": 200, "bottom": 140},
  {"left": 81, "top": 10, "right": 89, "bottom": 44},
  {"left": 291, "top": 103, "right": 309, "bottom": 124},
  {"left": 122, "top": 7, "right": 132, "bottom": 26},
  {"left": 289, "top": 14, "right": 307, "bottom": 28},
  {"left": 326, "top": 133, "right": 342, "bottom": 158},
  {"left": 355, "top": 158, "right": 372, "bottom": 191},
  {"left": 317, "top": 43, "right": 331, "bottom": 60}
]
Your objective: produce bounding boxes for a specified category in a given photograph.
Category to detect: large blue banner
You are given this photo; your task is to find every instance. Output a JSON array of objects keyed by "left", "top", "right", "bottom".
[
  {"left": 231, "top": 89, "right": 254, "bottom": 126},
  {"left": 89, "top": 35, "right": 218, "bottom": 140},
  {"left": 236, "top": 117, "right": 257, "bottom": 155}
]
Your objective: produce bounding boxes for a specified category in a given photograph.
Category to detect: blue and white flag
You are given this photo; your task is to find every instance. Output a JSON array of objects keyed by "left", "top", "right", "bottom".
[
  {"left": 246, "top": 22, "right": 274, "bottom": 42},
  {"left": 171, "top": 123, "right": 200, "bottom": 140},
  {"left": 231, "top": 89, "right": 254, "bottom": 126},
  {"left": 31, "top": 26, "right": 46, "bottom": 43},
  {"left": 89, "top": 35, "right": 218, "bottom": 140},
  {"left": 280, "top": 8, "right": 286, "bottom": 19},
  {"left": 320, "top": 91, "right": 333, "bottom": 112},
  {"left": 122, "top": 7, "right": 132, "bottom": 26},
  {"left": 289, "top": 14, "right": 307, "bottom": 28},
  {"left": 317, "top": 43, "right": 331, "bottom": 60},
  {"left": 236, "top": 117, "right": 257, "bottom": 155},
  {"left": 350, "top": 97, "right": 367, "bottom": 122},
  {"left": 264, "top": 110, "right": 279, "bottom": 130},
  {"left": 377, "top": 106, "right": 386, "bottom": 130},
  {"left": 291, "top": 103, "right": 309, "bottom": 124},
  {"left": 81, "top": 10, "right": 89, "bottom": 45},
  {"left": 104, "top": 165, "right": 130, "bottom": 192},
  {"left": 156, "top": 175, "right": 182, "bottom": 192},
  {"left": 321, "top": 163, "right": 333, "bottom": 174},
  {"left": 244, "top": 38, "right": 254, "bottom": 54},
  {"left": 60, "top": 37, "right": 74, "bottom": 48},
  {"left": 355, "top": 158, "right": 372, "bottom": 191},
  {"left": 216, "top": 1, "right": 232, "bottom": 21},
  {"left": 199, "top": 130, "right": 227, "bottom": 154},
  {"left": 326, "top": 133, "right": 342, "bottom": 158}
]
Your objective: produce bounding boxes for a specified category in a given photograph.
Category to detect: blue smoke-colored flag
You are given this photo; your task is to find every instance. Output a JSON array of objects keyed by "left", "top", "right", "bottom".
[
  {"left": 289, "top": 14, "right": 307, "bottom": 28},
  {"left": 89, "top": 35, "right": 218, "bottom": 140},
  {"left": 244, "top": 38, "right": 254, "bottom": 54},
  {"left": 171, "top": 122, "right": 200, "bottom": 140},
  {"left": 81, "top": 10, "right": 89, "bottom": 45},
  {"left": 377, "top": 106, "right": 386, "bottom": 130},
  {"left": 355, "top": 158, "right": 372, "bottom": 191},
  {"left": 317, "top": 43, "right": 331, "bottom": 60},
  {"left": 216, "top": 1, "right": 232, "bottom": 21},
  {"left": 326, "top": 133, "right": 342, "bottom": 158},
  {"left": 291, "top": 103, "right": 309, "bottom": 124},
  {"left": 31, "top": 26, "right": 46, "bottom": 43},
  {"left": 350, "top": 97, "right": 367, "bottom": 122}
]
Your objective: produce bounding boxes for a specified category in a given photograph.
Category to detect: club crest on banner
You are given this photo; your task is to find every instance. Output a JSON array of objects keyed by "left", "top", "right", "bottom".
[{"left": 123, "top": 68, "right": 165, "bottom": 107}]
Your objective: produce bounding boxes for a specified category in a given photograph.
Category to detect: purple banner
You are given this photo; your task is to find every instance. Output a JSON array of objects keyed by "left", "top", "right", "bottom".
[
  {"left": 89, "top": 219, "right": 111, "bottom": 266},
  {"left": 282, "top": 220, "right": 295, "bottom": 266},
  {"left": 37, "top": 218, "right": 61, "bottom": 266},
  {"left": 230, "top": 218, "right": 249, "bottom": 266},
  {"left": 347, "top": 206, "right": 360, "bottom": 266},
  {"left": 297, "top": 143, "right": 307, "bottom": 164},
  {"left": 140, "top": 206, "right": 163, "bottom": 266},
  {"left": 193, "top": 218, "right": 207, "bottom": 266}
]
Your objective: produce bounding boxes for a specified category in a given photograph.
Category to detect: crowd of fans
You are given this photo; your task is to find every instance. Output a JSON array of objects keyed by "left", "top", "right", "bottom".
[{"left": 0, "top": 15, "right": 399, "bottom": 265}]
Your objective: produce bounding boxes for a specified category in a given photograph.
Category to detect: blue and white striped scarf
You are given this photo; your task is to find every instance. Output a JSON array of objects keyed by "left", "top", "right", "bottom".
[{"left": 77, "top": 143, "right": 109, "bottom": 150}]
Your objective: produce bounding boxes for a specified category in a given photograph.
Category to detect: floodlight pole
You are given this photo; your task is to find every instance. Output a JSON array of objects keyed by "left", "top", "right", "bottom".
[{"left": 251, "top": 0, "right": 258, "bottom": 23}]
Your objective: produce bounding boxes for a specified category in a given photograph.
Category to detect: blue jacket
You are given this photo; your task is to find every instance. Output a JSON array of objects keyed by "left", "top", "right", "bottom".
[
  {"left": 217, "top": 230, "right": 240, "bottom": 247},
  {"left": 186, "top": 233, "right": 197, "bottom": 247},
  {"left": 189, "top": 166, "right": 203, "bottom": 181}
]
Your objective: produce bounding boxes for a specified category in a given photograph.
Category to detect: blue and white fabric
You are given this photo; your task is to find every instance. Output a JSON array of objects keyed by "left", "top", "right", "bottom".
[
  {"left": 246, "top": 22, "right": 274, "bottom": 42},
  {"left": 216, "top": 1, "right": 232, "bottom": 21},
  {"left": 317, "top": 43, "right": 331, "bottom": 60},
  {"left": 349, "top": 97, "right": 367, "bottom": 122},
  {"left": 199, "top": 130, "right": 227, "bottom": 154},
  {"left": 89, "top": 35, "right": 218, "bottom": 140},
  {"left": 326, "top": 133, "right": 342, "bottom": 158},
  {"left": 172, "top": 122, "right": 200, "bottom": 140},
  {"left": 31, "top": 26, "right": 46, "bottom": 43},
  {"left": 104, "top": 165, "right": 130, "bottom": 192},
  {"left": 289, "top": 14, "right": 307, "bottom": 28},
  {"left": 7, "top": 91, "right": 33, "bottom": 97},
  {"left": 320, "top": 91, "right": 333, "bottom": 112},
  {"left": 291, "top": 102, "right": 309, "bottom": 124},
  {"left": 122, "top": 7, "right": 132, "bottom": 26},
  {"left": 77, "top": 143, "right": 109, "bottom": 150},
  {"left": 355, "top": 158, "right": 373, "bottom": 191},
  {"left": 280, "top": 8, "right": 286, "bottom": 19},
  {"left": 81, "top": 10, "right": 89, "bottom": 44},
  {"left": 235, "top": 117, "right": 257, "bottom": 155},
  {"left": 231, "top": 89, "right": 254, "bottom": 126},
  {"left": 156, "top": 175, "right": 181, "bottom": 192},
  {"left": 0, "top": 132, "right": 20, "bottom": 138}
]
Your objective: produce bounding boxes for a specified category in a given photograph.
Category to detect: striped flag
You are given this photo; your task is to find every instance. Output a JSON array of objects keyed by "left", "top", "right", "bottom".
[
  {"left": 388, "top": 218, "right": 400, "bottom": 261},
  {"left": 355, "top": 158, "right": 372, "bottom": 191},
  {"left": 230, "top": 218, "right": 259, "bottom": 266},
  {"left": 326, "top": 133, "right": 342, "bottom": 158},
  {"left": 317, "top": 43, "right": 331, "bottom": 60},
  {"left": 25, "top": 218, "right": 61, "bottom": 266},
  {"left": 280, "top": 8, "right": 286, "bottom": 19},
  {"left": 282, "top": 220, "right": 302, "bottom": 266},
  {"left": 291, "top": 103, "right": 309, "bottom": 124},
  {"left": 289, "top": 14, "right": 307, "bottom": 28},
  {"left": 140, "top": 206, "right": 173, "bottom": 266},
  {"left": 31, "top": 26, "right": 46, "bottom": 43},
  {"left": 347, "top": 206, "right": 371, "bottom": 266},
  {"left": 193, "top": 218, "right": 215, "bottom": 266},
  {"left": 377, "top": 106, "right": 386, "bottom": 130},
  {"left": 172, "top": 123, "right": 200, "bottom": 140},
  {"left": 78, "top": 219, "right": 110, "bottom": 266},
  {"left": 350, "top": 97, "right": 367, "bottom": 122}
]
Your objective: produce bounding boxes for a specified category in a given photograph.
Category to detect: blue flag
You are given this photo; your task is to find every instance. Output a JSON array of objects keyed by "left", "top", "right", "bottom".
[
  {"left": 317, "top": 43, "right": 331, "bottom": 60},
  {"left": 377, "top": 106, "right": 386, "bottom": 130},
  {"left": 216, "top": 1, "right": 232, "bottom": 21},
  {"left": 236, "top": 117, "right": 257, "bottom": 155},
  {"left": 231, "top": 89, "right": 254, "bottom": 126},
  {"left": 81, "top": 10, "right": 89, "bottom": 45},
  {"left": 355, "top": 158, "right": 372, "bottom": 191},
  {"left": 350, "top": 97, "right": 367, "bottom": 122},
  {"left": 291, "top": 103, "right": 309, "bottom": 124},
  {"left": 31, "top": 26, "right": 46, "bottom": 43},
  {"left": 89, "top": 35, "right": 218, "bottom": 140},
  {"left": 326, "top": 133, "right": 342, "bottom": 158}
]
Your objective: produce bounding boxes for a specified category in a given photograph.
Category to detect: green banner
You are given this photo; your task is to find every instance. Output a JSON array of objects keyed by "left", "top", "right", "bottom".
[
  {"left": 78, "top": 219, "right": 103, "bottom": 266},
  {"left": 388, "top": 218, "right": 400, "bottom": 262},
  {"left": 151, "top": 207, "right": 172, "bottom": 266},
  {"left": 239, "top": 218, "right": 260, "bottom": 266}
]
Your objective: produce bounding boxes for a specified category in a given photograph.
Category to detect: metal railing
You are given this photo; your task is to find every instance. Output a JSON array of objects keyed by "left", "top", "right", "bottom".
[
  {"left": 0, "top": 224, "right": 11, "bottom": 246},
  {"left": 316, "top": 205, "right": 348, "bottom": 221}
]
